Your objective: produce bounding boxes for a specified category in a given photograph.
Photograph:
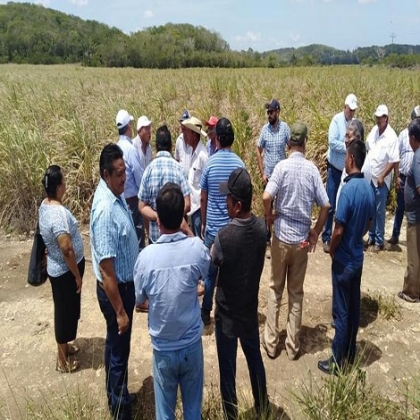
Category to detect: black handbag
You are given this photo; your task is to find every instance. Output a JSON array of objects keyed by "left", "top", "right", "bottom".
[{"left": 27, "top": 223, "right": 48, "bottom": 286}]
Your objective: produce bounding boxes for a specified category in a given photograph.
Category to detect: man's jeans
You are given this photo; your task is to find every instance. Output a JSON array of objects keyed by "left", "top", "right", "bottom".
[
  {"left": 190, "top": 209, "right": 202, "bottom": 239},
  {"left": 126, "top": 196, "right": 145, "bottom": 251},
  {"left": 215, "top": 322, "right": 268, "bottom": 419},
  {"left": 97, "top": 282, "right": 135, "bottom": 420},
  {"left": 369, "top": 182, "right": 389, "bottom": 246},
  {"left": 392, "top": 173, "right": 406, "bottom": 239},
  {"left": 322, "top": 163, "right": 342, "bottom": 244},
  {"left": 153, "top": 339, "right": 203, "bottom": 420},
  {"left": 202, "top": 231, "right": 218, "bottom": 312}
]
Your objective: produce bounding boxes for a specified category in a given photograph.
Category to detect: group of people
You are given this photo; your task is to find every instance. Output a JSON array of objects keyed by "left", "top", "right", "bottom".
[{"left": 37, "top": 97, "right": 420, "bottom": 419}]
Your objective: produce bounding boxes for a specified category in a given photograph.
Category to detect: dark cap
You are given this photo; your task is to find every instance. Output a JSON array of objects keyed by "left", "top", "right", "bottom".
[
  {"left": 411, "top": 105, "right": 420, "bottom": 120},
  {"left": 289, "top": 122, "right": 308, "bottom": 145},
  {"left": 179, "top": 110, "right": 191, "bottom": 122},
  {"left": 219, "top": 168, "right": 252, "bottom": 202},
  {"left": 216, "top": 117, "right": 234, "bottom": 136},
  {"left": 265, "top": 99, "right": 280, "bottom": 111}
]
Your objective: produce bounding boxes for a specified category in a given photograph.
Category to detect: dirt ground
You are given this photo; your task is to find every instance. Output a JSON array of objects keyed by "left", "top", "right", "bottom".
[{"left": 0, "top": 216, "right": 419, "bottom": 419}]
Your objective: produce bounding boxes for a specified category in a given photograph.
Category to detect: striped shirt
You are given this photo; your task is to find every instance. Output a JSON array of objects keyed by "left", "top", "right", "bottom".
[
  {"left": 327, "top": 111, "right": 348, "bottom": 171},
  {"left": 257, "top": 121, "right": 290, "bottom": 177},
  {"left": 138, "top": 151, "right": 190, "bottom": 243},
  {"left": 265, "top": 152, "right": 329, "bottom": 244},
  {"left": 117, "top": 135, "right": 144, "bottom": 198},
  {"left": 200, "top": 149, "right": 245, "bottom": 237},
  {"left": 90, "top": 179, "right": 138, "bottom": 283},
  {"left": 397, "top": 128, "right": 414, "bottom": 176}
]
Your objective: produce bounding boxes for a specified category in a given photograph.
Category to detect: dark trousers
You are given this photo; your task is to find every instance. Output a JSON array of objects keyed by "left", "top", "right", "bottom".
[
  {"left": 97, "top": 282, "right": 135, "bottom": 420},
  {"left": 331, "top": 260, "right": 362, "bottom": 367},
  {"left": 126, "top": 196, "right": 145, "bottom": 251},
  {"left": 215, "top": 322, "right": 268, "bottom": 419},
  {"left": 392, "top": 173, "right": 406, "bottom": 239},
  {"left": 322, "top": 163, "right": 342, "bottom": 244}
]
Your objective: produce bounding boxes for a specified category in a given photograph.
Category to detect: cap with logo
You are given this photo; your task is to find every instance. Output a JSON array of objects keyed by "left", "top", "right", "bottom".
[
  {"left": 345, "top": 94, "right": 358, "bottom": 111},
  {"left": 179, "top": 110, "right": 191, "bottom": 122},
  {"left": 265, "top": 99, "right": 281, "bottom": 111}
]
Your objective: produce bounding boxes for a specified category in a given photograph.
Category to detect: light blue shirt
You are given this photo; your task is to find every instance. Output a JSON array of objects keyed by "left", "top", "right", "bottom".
[
  {"left": 39, "top": 203, "right": 84, "bottom": 277},
  {"left": 90, "top": 179, "right": 138, "bottom": 283},
  {"left": 134, "top": 232, "right": 210, "bottom": 351},
  {"left": 266, "top": 152, "right": 329, "bottom": 244},
  {"left": 117, "top": 135, "right": 144, "bottom": 199},
  {"left": 398, "top": 128, "right": 414, "bottom": 176},
  {"left": 327, "top": 111, "right": 348, "bottom": 171}
]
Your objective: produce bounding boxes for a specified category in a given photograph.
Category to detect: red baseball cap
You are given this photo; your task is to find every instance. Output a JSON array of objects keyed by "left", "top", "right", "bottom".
[{"left": 205, "top": 116, "right": 218, "bottom": 127}]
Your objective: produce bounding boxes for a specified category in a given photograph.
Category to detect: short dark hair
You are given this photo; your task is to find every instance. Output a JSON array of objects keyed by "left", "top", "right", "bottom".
[
  {"left": 408, "top": 118, "right": 420, "bottom": 142},
  {"left": 216, "top": 118, "right": 234, "bottom": 148},
  {"left": 347, "top": 139, "right": 366, "bottom": 170},
  {"left": 156, "top": 182, "right": 184, "bottom": 230},
  {"left": 99, "top": 143, "right": 124, "bottom": 179},
  {"left": 42, "top": 165, "right": 63, "bottom": 199},
  {"left": 118, "top": 125, "right": 129, "bottom": 136},
  {"left": 156, "top": 125, "right": 172, "bottom": 152}
]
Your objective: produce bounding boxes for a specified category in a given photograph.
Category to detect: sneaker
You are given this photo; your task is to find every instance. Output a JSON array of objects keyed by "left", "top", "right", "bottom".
[
  {"left": 387, "top": 236, "right": 399, "bottom": 245},
  {"left": 323, "top": 242, "right": 330, "bottom": 254},
  {"left": 201, "top": 309, "right": 211, "bottom": 325}
]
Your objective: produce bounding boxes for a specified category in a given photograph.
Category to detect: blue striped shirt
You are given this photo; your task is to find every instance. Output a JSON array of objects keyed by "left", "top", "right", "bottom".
[
  {"left": 257, "top": 121, "right": 290, "bottom": 177},
  {"left": 138, "top": 151, "right": 190, "bottom": 243},
  {"left": 90, "top": 179, "right": 138, "bottom": 283},
  {"left": 265, "top": 152, "right": 329, "bottom": 244},
  {"left": 398, "top": 128, "right": 414, "bottom": 176},
  {"left": 200, "top": 149, "right": 245, "bottom": 237},
  {"left": 327, "top": 111, "right": 347, "bottom": 171},
  {"left": 117, "top": 135, "right": 144, "bottom": 198}
]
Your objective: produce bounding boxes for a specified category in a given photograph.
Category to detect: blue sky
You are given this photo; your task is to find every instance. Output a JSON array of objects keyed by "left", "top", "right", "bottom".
[{"left": 2, "top": 0, "right": 420, "bottom": 52}]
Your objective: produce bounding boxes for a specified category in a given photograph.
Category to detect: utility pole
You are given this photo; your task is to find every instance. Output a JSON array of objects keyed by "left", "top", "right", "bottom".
[{"left": 390, "top": 33, "right": 396, "bottom": 54}]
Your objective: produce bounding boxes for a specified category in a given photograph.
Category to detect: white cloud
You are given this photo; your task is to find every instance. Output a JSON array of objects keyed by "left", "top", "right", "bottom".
[
  {"left": 358, "top": 0, "right": 377, "bottom": 3},
  {"left": 289, "top": 33, "right": 301, "bottom": 42},
  {"left": 69, "top": 0, "right": 89, "bottom": 6},
  {"left": 36, "top": 0, "right": 50, "bottom": 5},
  {"left": 143, "top": 10, "right": 154, "bottom": 19},
  {"left": 234, "top": 31, "right": 261, "bottom": 43}
]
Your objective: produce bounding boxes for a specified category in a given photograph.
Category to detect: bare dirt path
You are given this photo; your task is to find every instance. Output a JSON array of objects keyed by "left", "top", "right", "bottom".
[{"left": 0, "top": 217, "right": 419, "bottom": 419}]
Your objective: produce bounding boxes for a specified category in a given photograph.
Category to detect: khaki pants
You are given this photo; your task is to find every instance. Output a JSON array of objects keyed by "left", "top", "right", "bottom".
[
  {"left": 402, "top": 223, "right": 420, "bottom": 300},
  {"left": 264, "top": 236, "right": 308, "bottom": 359}
]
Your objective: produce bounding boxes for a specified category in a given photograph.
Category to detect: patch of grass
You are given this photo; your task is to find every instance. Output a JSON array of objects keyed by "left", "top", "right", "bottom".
[{"left": 362, "top": 291, "right": 402, "bottom": 321}]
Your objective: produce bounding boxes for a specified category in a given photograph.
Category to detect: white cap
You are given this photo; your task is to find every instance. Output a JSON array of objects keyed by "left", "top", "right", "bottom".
[
  {"left": 115, "top": 109, "right": 134, "bottom": 129},
  {"left": 137, "top": 115, "right": 152, "bottom": 131},
  {"left": 375, "top": 104, "right": 388, "bottom": 117},
  {"left": 182, "top": 116, "right": 207, "bottom": 137},
  {"left": 345, "top": 94, "right": 358, "bottom": 111}
]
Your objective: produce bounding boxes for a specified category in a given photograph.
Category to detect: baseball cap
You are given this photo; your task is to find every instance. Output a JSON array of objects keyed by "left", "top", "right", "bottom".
[
  {"left": 205, "top": 116, "right": 218, "bottom": 127},
  {"left": 182, "top": 116, "right": 207, "bottom": 137},
  {"left": 289, "top": 122, "right": 308, "bottom": 145},
  {"left": 178, "top": 110, "right": 191, "bottom": 122},
  {"left": 375, "top": 104, "right": 388, "bottom": 117},
  {"left": 116, "top": 109, "right": 134, "bottom": 129},
  {"left": 345, "top": 94, "right": 358, "bottom": 111},
  {"left": 219, "top": 168, "right": 252, "bottom": 202},
  {"left": 137, "top": 115, "right": 152, "bottom": 131},
  {"left": 411, "top": 105, "right": 420, "bottom": 120},
  {"left": 216, "top": 117, "right": 234, "bottom": 137},
  {"left": 265, "top": 99, "right": 281, "bottom": 111}
]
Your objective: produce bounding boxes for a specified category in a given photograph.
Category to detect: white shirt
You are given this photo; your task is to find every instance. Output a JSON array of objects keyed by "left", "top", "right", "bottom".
[
  {"left": 175, "top": 133, "right": 193, "bottom": 174},
  {"left": 133, "top": 135, "right": 153, "bottom": 170},
  {"left": 187, "top": 141, "right": 208, "bottom": 215},
  {"left": 365, "top": 124, "right": 399, "bottom": 189}
]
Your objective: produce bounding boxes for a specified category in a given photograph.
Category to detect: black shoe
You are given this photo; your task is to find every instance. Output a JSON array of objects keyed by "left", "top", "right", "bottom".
[
  {"left": 387, "top": 236, "right": 399, "bottom": 245},
  {"left": 363, "top": 239, "right": 374, "bottom": 250},
  {"left": 201, "top": 309, "right": 211, "bottom": 325},
  {"left": 318, "top": 358, "right": 339, "bottom": 376},
  {"left": 128, "top": 393, "right": 137, "bottom": 406}
]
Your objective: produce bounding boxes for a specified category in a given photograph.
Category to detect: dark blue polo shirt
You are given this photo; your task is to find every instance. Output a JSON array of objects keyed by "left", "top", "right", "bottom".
[{"left": 334, "top": 173, "right": 375, "bottom": 267}]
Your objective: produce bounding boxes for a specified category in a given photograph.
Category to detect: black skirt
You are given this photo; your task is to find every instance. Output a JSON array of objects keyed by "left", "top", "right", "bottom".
[{"left": 49, "top": 258, "right": 85, "bottom": 344}]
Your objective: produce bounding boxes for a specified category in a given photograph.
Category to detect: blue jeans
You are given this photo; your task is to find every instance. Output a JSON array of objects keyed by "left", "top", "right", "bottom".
[
  {"left": 392, "top": 174, "right": 406, "bottom": 239},
  {"left": 322, "top": 163, "right": 342, "bottom": 244},
  {"left": 153, "top": 339, "right": 203, "bottom": 420},
  {"left": 190, "top": 209, "right": 202, "bottom": 239},
  {"left": 331, "top": 260, "right": 362, "bottom": 367},
  {"left": 215, "top": 322, "right": 268, "bottom": 419},
  {"left": 369, "top": 182, "right": 389, "bottom": 246},
  {"left": 126, "top": 196, "right": 145, "bottom": 251},
  {"left": 202, "top": 231, "right": 218, "bottom": 312},
  {"left": 97, "top": 282, "right": 135, "bottom": 420}
]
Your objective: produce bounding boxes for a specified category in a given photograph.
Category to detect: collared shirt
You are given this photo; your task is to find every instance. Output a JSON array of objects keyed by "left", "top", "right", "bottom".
[
  {"left": 206, "top": 138, "right": 217, "bottom": 156},
  {"left": 336, "top": 164, "right": 372, "bottom": 209},
  {"left": 327, "top": 111, "right": 348, "bottom": 171},
  {"left": 90, "top": 179, "right": 138, "bottom": 283},
  {"left": 257, "top": 121, "right": 290, "bottom": 177},
  {"left": 365, "top": 124, "right": 399, "bottom": 189},
  {"left": 334, "top": 173, "right": 375, "bottom": 267},
  {"left": 117, "top": 135, "right": 144, "bottom": 198},
  {"left": 405, "top": 147, "right": 420, "bottom": 224},
  {"left": 265, "top": 151, "right": 329, "bottom": 244},
  {"left": 188, "top": 141, "right": 208, "bottom": 216},
  {"left": 397, "top": 128, "right": 414, "bottom": 176},
  {"left": 132, "top": 135, "right": 153, "bottom": 170},
  {"left": 175, "top": 133, "right": 193, "bottom": 174},
  {"left": 200, "top": 149, "right": 245, "bottom": 237},
  {"left": 138, "top": 151, "right": 190, "bottom": 243},
  {"left": 134, "top": 231, "right": 210, "bottom": 351}
]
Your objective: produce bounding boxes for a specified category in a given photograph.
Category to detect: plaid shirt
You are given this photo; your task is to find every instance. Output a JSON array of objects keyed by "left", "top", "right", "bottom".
[
  {"left": 138, "top": 151, "right": 190, "bottom": 243},
  {"left": 257, "top": 121, "right": 290, "bottom": 178},
  {"left": 265, "top": 152, "right": 329, "bottom": 244}
]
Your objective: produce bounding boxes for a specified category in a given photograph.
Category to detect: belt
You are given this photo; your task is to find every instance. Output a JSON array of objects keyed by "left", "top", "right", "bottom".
[{"left": 97, "top": 280, "right": 134, "bottom": 291}]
